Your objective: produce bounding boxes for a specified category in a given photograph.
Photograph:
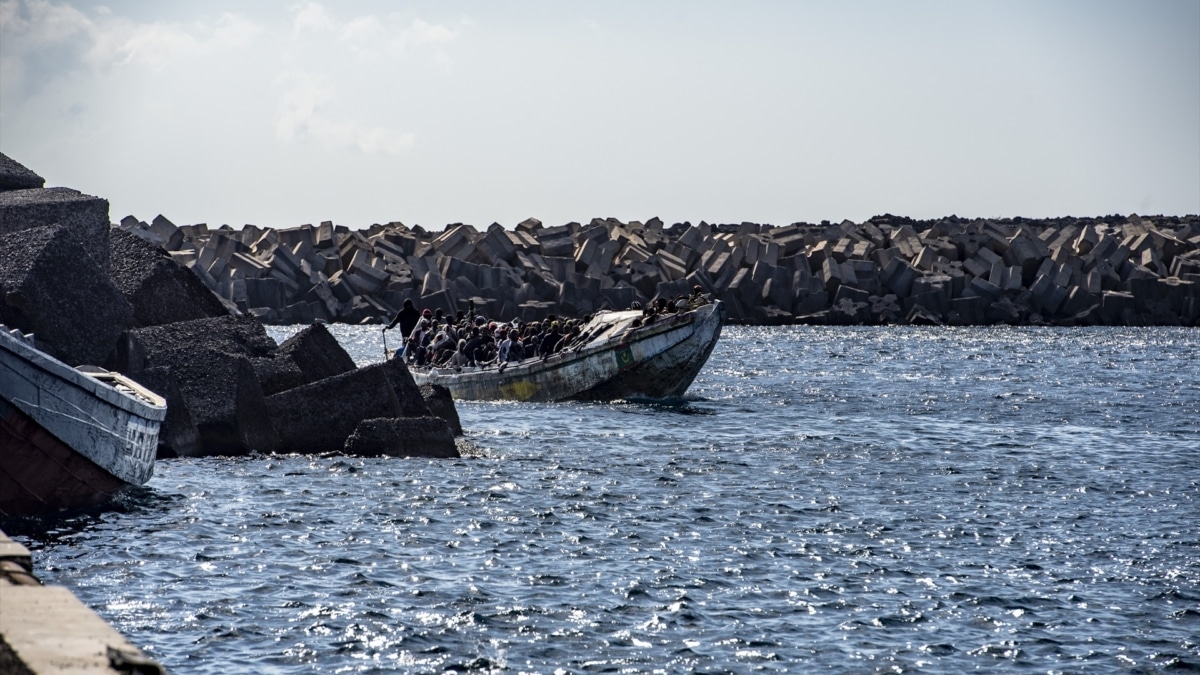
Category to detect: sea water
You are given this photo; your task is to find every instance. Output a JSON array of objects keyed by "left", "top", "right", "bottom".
[{"left": 4, "top": 325, "right": 1198, "bottom": 673}]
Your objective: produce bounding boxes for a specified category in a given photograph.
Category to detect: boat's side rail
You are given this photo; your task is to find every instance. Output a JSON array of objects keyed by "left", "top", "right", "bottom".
[{"left": 0, "top": 329, "right": 167, "bottom": 421}]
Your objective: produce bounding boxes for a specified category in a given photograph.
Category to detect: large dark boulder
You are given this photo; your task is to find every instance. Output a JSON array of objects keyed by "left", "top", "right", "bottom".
[
  {"left": 0, "top": 152, "right": 45, "bottom": 191},
  {"left": 108, "top": 227, "right": 231, "bottom": 327},
  {"left": 419, "top": 383, "right": 462, "bottom": 436},
  {"left": 0, "top": 223, "right": 133, "bottom": 366},
  {"left": 343, "top": 417, "right": 459, "bottom": 458},
  {"left": 0, "top": 188, "right": 111, "bottom": 270},
  {"left": 265, "top": 366, "right": 403, "bottom": 454}
]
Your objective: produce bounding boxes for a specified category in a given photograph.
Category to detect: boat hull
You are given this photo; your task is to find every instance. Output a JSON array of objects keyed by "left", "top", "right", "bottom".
[
  {"left": 0, "top": 400, "right": 128, "bottom": 516},
  {"left": 0, "top": 327, "right": 166, "bottom": 516},
  {"left": 412, "top": 301, "right": 725, "bottom": 402}
]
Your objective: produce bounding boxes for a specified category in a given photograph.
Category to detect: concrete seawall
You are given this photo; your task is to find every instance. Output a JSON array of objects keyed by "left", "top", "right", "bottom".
[
  {"left": 119, "top": 213, "right": 1200, "bottom": 327},
  {"left": 0, "top": 528, "right": 166, "bottom": 674}
]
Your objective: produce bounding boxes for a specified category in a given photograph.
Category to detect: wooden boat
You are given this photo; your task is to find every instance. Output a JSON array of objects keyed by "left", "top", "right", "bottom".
[
  {"left": 410, "top": 301, "right": 725, "bottom": 402},
  {"left": 0, "top": 325, "right": 166, "bottom": 517}
]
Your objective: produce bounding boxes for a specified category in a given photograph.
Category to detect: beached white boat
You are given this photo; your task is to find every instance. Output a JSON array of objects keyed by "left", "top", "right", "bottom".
[
  {"left": 0, "top": 325, "right": 167, "bottom": 516},
  {"left": 410, "top": 301, "right": 725, "bottom": 402}
]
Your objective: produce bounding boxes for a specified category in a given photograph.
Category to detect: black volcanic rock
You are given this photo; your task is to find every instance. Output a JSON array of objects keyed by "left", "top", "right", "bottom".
[{"left": 0, "top": 223, "right": 134, "bottom": 366}]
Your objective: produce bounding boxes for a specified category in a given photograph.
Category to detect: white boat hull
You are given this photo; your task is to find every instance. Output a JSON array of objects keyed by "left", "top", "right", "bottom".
[{"left": 1, "top": 326, "right": 166, "bottom": 515}]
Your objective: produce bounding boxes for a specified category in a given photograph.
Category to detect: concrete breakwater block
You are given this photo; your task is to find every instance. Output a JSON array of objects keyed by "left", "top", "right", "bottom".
[
  {"left": 113, "top": 316, "right": 284, "bottom": 455},
  {"left": 0, "top": 223, "right": 134, "bottom": 367},
  {"left": 0, "top": 154, "right": 467, "bottom": 461},
  {"left": 111, "top": 315, "right": 279, "bottom": 374},
  {"left": 343, "top": 417, "right": 459, "bottom": 458},
  {"left": 419, "top": 383, "right": 463, "bottom": 437},
  {"left": 0, "top": 152, "right": 45, "bottom": 191},
  {"left": 168, "top": 350, "right": 280, "bottom": 455},
  {"left": 272, "top": 322, "right": 357, "bottom": 392},
  {"left": 114, "top": 208, "right": 1200, "bottom": 327},
  {"left": 109, "top": 226, "right": 232, "bottom": 328},
  {"left": 365, "top": 359, "right": 433, "bottom": 418},
  {"left": 128, "top": 365, "right": 203, "bottom": 458},
  {"left": 265, "top": 366, "right": 403, "bottom": 454},
  {"left": 0, "top": 187, "right": 112, "bottom": 271}
]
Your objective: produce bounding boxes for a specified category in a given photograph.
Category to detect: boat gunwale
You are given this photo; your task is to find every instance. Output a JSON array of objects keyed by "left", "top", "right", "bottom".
[{"left": 0, "top": 328, "right": 167, "bottom": 422}]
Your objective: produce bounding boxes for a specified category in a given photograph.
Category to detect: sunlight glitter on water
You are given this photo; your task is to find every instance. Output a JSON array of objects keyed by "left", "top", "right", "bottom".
[{"left": 3, "top": 325, "right": 1198, "bottom": 673}]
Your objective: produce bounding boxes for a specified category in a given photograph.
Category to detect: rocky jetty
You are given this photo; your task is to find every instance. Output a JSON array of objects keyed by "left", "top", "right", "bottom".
[
  {"left": 118, "top": 212, "right": 1200, "bottom": 327},
  {"left": 0, "top": 152, "right": 459, "bottom": 459}
]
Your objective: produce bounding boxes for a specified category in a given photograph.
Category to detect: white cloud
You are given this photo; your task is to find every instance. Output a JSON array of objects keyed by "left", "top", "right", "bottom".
[
  {"left": 401, "top": 17, "right": 458, "bottom": 47},
  {"left": 213, "top": 12, "right": 262, "bottom": 46},
  {"left": 340, "top": 15, "right": 386, "bottom": 44},
  {"left": 99, "top": 20, "right": 200, "bottom": 71},
  {"left": 0, "top": 0, "right": 94, "bottom": 98},
  {"left": 291, "top": 5, "right": 460, "bottom": 62},
  {"left": 269, "top": 4, "right": 463, "bottom": 151},
  {"left": 292, "top": 2, "right": 334, "bottom": 35},
  {"left": 275, "top": 73, "right": 415, "bottom": 155},
  {"left": 0, "top": 0, "right": 261, "bottom": 96},
  {"left": 2, "top": 0, "right": 458, "bottom": 158}
]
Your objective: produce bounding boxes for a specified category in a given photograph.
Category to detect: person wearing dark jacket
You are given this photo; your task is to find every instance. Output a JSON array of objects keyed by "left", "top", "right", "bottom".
[
  {"left": 385, "top": 299, "right": 422, "bottom": 338},
  {"left": 539, "top": 321, "right": 563, "bottom": 357}
]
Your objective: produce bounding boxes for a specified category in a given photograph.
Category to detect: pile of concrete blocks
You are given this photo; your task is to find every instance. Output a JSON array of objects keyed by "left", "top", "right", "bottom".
[
  {"left": 0, "top": 152, "right": 462, "bottom": 459},
  {"left": 120, "top": 208, "right": 1200, "bottom": 327}
]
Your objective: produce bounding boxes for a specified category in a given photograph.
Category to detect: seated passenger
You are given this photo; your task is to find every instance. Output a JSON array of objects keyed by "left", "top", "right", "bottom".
[{"left": 450, "top": 340, "right": 470, "bottom": 369}]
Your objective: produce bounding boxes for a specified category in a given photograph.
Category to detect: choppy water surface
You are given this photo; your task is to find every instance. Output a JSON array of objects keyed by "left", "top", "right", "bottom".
[{"left": 5, "top": 326, "right": 1199, "bottom": 673}]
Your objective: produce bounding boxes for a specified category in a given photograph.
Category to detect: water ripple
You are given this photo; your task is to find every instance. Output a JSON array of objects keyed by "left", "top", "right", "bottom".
[{"left": 2, "top": 326, "right": 1198, "bottom": 673}]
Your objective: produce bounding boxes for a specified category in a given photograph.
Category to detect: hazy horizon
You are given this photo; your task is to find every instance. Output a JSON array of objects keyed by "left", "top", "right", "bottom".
[{"left": 3, "top": 0, "right": 1198, "bottom": 230}]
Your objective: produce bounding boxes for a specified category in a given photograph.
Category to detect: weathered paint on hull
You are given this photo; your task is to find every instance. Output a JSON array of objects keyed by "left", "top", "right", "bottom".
[
  {"left": 412, "top": 302, "right": 725, "bottom": 402},
  {"left": 0, "top": 327, "right": 166, "bottom": 515},
  {"left": 0, "top": 401, "right": 127, "bottom": 516}
]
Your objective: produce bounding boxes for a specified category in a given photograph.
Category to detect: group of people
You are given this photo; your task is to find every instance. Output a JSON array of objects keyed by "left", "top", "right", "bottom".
[
  {"left": 384, "top": 299, "right": 580, "bottom": 369},
  {"left": 383, "top": 286, "right": 710, "bottom": 370}
]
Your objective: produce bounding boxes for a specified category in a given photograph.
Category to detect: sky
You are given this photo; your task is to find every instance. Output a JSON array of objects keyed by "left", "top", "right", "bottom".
[{"left": 2, "top": 0, "right": 1198, "bottom": 231}]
